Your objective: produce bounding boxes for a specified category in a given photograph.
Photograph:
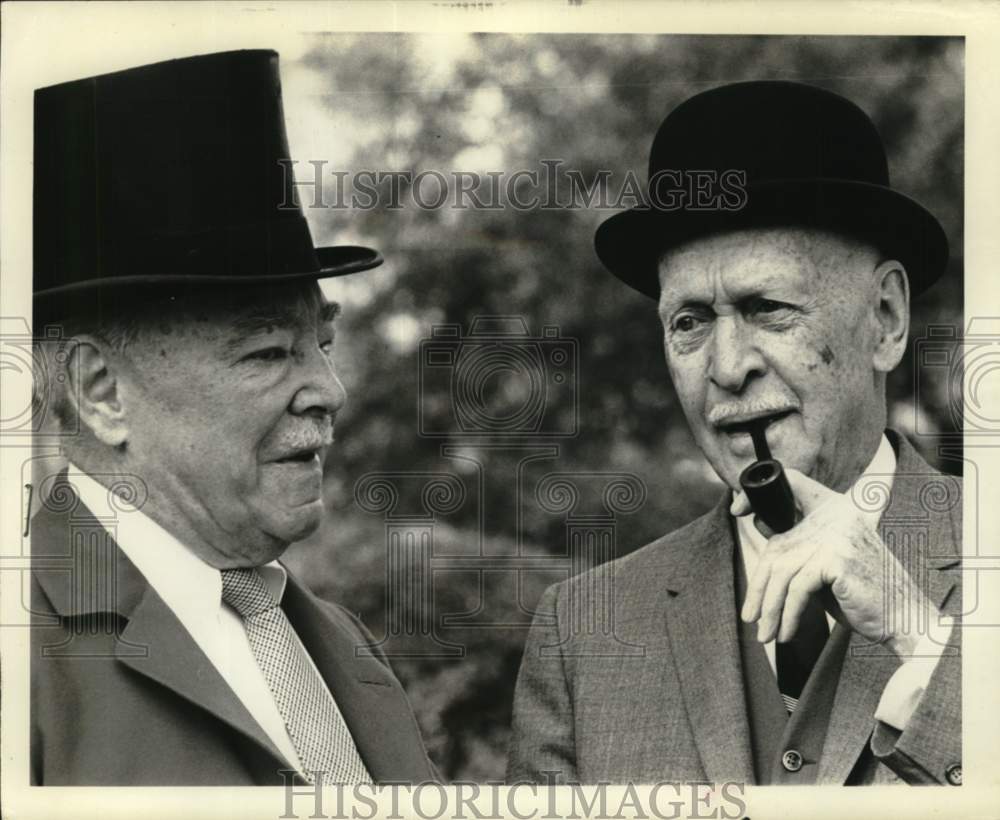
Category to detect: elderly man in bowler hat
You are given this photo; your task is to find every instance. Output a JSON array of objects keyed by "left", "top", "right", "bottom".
[
  {"left": 508, "top": 81, "right": 962, "bottom": 786},
  {"left": 30, "top": 51, "right": 435, "bottom": 786}
]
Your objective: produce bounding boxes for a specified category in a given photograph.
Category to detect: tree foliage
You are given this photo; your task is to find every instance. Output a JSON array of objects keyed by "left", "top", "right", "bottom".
[{"left": 281, "top": 34, "right": 963, "bottom": 780}]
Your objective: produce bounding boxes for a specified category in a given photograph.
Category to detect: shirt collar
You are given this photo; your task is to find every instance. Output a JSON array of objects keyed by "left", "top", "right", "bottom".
[
  {"left": 736, "top": 433, "right": 897, "bottom": 557},
  {"left": 66, "top": 464, "right": 288, "bottom": 616}
]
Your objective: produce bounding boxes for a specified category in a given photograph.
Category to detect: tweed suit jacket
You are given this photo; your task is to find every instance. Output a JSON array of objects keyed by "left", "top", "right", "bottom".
[
  {"left": 30, "top": 488, "right": 437, "bottom": 786},
  {"left": 507, "top": 430, "right": 962, "bottom": 785}
]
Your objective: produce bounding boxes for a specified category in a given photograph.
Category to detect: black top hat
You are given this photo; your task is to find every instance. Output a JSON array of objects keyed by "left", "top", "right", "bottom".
[
  {"left": 34, "top": 50, "right": 380, "bottom": 319},
  {"left": 594, "top": 81, "right": 949, "bottom": 299}
]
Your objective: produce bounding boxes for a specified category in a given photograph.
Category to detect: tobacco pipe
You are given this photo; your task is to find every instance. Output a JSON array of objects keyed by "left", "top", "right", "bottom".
[{"left": 738, "top": 420, "right": 797, "bottom": 534}]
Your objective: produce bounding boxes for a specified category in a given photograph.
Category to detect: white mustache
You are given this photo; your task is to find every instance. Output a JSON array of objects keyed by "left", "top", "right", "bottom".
[
  {"left": 707, "top": 400, "right": 795, "bottom": 426},
  {"left": 277, "top": 420, "right": 334, "bottom": 452}
]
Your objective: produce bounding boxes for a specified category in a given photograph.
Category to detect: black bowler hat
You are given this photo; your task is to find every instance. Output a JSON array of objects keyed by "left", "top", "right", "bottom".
[
  {"left": 594, "top": 81, "right": 949, "bottom": 299},
  {"left": 34, "top": 50, "right": 380, "bottom": 319}
]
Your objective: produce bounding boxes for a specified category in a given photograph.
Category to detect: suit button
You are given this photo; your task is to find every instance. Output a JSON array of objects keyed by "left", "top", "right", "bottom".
[
  {"left": 781, "top": 749, "right": 803, "bottom": 773},
  {"left": 946, "top": 764, "right": 962, "bottom": 785}
]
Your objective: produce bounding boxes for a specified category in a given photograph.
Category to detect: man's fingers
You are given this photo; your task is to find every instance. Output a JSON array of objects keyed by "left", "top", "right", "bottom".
[
  {"left": 741, "top": 558, "right": 772, "bottom": 623},
  {"left": 730, "top": 490, "right": 751, "bottom": 517},
  {"left": 742, "top": 534, "right": 795, "bottom": 626},
  {"left": 756, "top": 555, "right": 806, "bottom": 642},
  {"left": 777, "top": 569, "right": 823, "bottom": 642}
]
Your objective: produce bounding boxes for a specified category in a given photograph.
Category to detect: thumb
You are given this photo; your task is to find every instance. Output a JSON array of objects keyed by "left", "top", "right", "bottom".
[
  {"left": 784, "top": 468, "right": 839, "bottom": 515},
  {"left": 729, "top": 489, "right": 752, "bottom": 517}
]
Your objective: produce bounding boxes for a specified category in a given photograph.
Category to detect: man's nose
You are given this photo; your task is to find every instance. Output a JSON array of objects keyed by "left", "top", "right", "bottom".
[
  {"left": 708, "top": 316, "right": 766, "bottom": 393},
  {"left": 289, "top": 350, "right": 347, "bottom": 417}
]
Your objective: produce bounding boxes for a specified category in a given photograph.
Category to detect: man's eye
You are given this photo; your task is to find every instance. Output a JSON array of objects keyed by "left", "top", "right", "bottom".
[
  {"left": 245, "top": 347, "right": 288, "bottom": 362},
  {"left": 319, "top": 339, "right": 335, "bottom": 357},
  {"left": 673, "top": 314, "right": 701, "bottom": 333},
  {"left": 756, "top": 299, "right": 788, "bottom": 314}
]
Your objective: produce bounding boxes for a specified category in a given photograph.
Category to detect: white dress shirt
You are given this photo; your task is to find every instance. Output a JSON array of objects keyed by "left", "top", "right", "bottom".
[
  {"left": 734, "top": 435, "right": 953, "bottom": 730},
  {"left": 69, "top": 465, "right": 313, "bottom": 774}
]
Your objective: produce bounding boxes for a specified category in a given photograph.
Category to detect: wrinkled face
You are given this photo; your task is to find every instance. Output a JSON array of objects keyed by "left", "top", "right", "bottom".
[
  {"left": 115, "top": 282, "right": 346, "bottom": 567},
  {"left": 657, "top": 227, "right": 887, "bottom": 492}
]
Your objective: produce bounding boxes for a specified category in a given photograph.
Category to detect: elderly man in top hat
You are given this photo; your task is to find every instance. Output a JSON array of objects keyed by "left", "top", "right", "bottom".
[
  {"left": 508, "top": 81, "right": 962, "bottom": 786},
  {"left": 29, "top": 51, "right": 435, "bottom": 786}
]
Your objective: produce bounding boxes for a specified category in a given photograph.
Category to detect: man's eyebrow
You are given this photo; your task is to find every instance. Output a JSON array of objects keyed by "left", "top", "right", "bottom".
[
  {"left": 222, "top": 300, "right": 342, "bottom": 356},
  {"left": 658, "top": 289, "right": 705, "bottom": 312},
  {"left": 226, "top": 306, "right": 298, "bottom": 345},
  {"left": 319, "top": 300, "right": 341, "bottom": 325}
]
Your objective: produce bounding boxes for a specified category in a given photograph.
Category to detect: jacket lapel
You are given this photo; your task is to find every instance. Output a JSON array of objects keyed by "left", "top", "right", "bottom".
[
  {"left": 281, "top": 573, "right": 435, "bottom": 783},
  {"left": 116, "top": 586, "right": 291, "bottom": 770},
  {"left": 282, "top": 573, "right": 437, "bottom": 782},
  {"left": 661, "top": 496, "right": 756, "bottom": 784},
  {"left": 817, "top": 431, "right": 962, "bottom": 783},
  {"left": 31, "top": 488, "right": 296, "bottom": 777}
]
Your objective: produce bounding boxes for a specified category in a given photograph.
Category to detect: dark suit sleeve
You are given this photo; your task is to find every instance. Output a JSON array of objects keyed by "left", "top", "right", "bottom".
[
  {"left": 870, "top": 624, "right": 961, "bottom": 785},
  {"left": 507, "top": 583, "right": 578, "bottom": 784}
]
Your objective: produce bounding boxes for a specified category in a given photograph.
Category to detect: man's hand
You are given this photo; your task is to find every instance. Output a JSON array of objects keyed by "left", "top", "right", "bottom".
[{"left": 736, "top": 469, "right": 933, "bottom": 660}]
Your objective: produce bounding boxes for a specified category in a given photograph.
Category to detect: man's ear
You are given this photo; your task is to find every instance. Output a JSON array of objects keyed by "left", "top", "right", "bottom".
[
  {"left": 64, "top": 338, "right": 130, "bottom": 447},
  {"left": 871, "top": 259, "right": 910, "bottom": 373}
]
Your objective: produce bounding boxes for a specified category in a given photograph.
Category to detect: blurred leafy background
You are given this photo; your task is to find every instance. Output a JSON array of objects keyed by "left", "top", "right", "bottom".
[{"left": 277, "top": 34, "right": 963, "bottom": 781}]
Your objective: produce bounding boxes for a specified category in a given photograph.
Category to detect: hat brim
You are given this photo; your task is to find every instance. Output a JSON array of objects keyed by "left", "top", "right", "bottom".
[
  {"left": 32, "top": 244, "right": 382, "bottom": 329},
  {"left": 33, "top": 245, "right": 382, "bottom": 300},
  {"left": 594, "top": 179, "right": 948, "bottom": 299}
]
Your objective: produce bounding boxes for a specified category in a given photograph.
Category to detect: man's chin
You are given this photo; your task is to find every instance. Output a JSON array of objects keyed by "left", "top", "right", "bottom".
[{"left": 264, "top": 502, "right": 324, "bottom": 546}]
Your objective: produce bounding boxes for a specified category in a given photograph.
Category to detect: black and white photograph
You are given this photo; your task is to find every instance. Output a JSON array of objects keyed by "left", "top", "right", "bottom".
[{"left": 2, "top": 2, "right": 998, "bottom": 818}]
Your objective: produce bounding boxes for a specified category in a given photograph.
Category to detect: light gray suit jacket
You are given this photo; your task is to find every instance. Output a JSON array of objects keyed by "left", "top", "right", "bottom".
[{"left": 507, "top": 430, "right": 962, "bottom": 785}]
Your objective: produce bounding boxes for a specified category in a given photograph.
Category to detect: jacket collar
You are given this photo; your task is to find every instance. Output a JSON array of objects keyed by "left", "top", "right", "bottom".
[
  {"left": 30, "top": 477, "right": 434, "bottom": 784},
  {"left": 659, "top": 492, "right": 757, "bottom": 783},
  {"left": 31, "top": 479, "right": 148, "bottom": 620}
]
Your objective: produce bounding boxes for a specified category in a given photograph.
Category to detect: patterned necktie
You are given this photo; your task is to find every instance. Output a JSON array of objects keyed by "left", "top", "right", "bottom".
[
  {"left": 775, "top": 593, "right": 830, "bottom": 713},
  {"left": 220, "top": 567, "right": 372, "bottom": 784}
]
